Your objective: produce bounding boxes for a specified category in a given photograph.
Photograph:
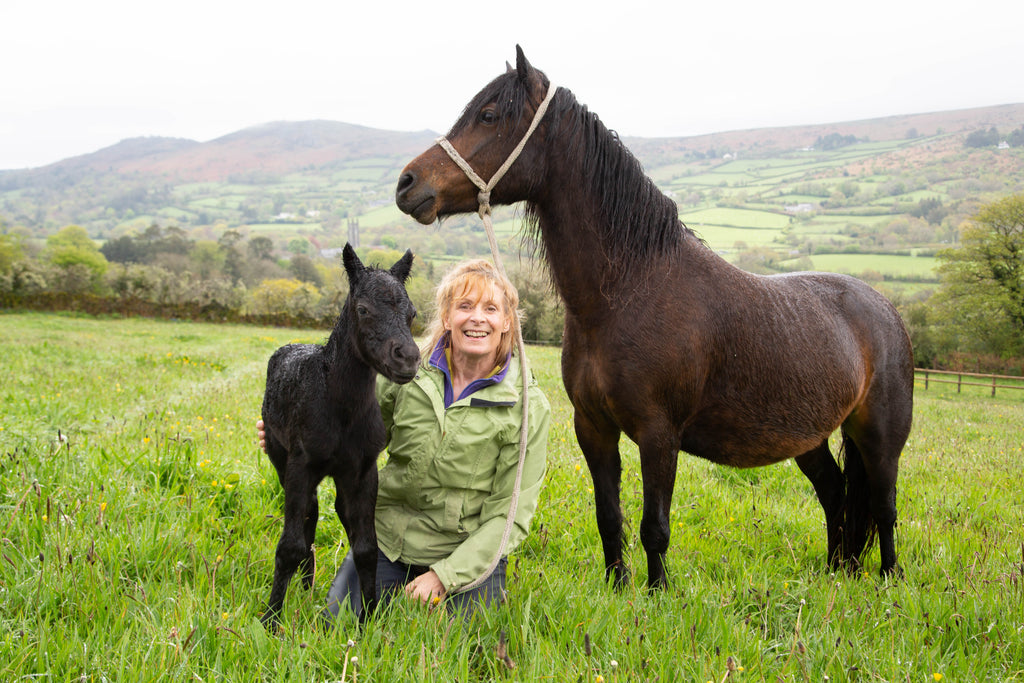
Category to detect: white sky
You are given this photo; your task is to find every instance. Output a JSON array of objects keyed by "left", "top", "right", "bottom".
[{"left": 2, "top": 0, "right": 1023, "bottom": 170}]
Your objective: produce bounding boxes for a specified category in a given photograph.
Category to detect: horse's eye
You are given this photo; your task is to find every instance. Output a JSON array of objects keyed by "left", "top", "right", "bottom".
[
  {"left": 479, "top": 108, "right": 498, "bottom": 125},
  {"left": 356, "top": 304, "right": 369, "bottom": 317}
]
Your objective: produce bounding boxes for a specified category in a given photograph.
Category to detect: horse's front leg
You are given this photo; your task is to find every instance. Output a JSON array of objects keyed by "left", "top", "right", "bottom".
[
  {"left": 575, "top": 410, "right": 628, "bottom": 589},
  {"left": 334, "top": 456, "right": 379, "bottom": 621},
  {"left": 637, "top": 428, "right": 679, "bottom": 590},
  {"left": 263, "top": 462, "right": 316, "bottom": 629}
]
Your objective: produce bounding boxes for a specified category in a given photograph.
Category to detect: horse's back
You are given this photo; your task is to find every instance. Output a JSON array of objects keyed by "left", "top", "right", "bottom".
[{"left": 768, "top": 271, "right": 914, "bottom": 387}]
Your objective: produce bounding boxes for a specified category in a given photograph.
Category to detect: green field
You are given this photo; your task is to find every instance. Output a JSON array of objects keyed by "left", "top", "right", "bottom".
[
  {"left": 796, "top": 253, "right": 939, "bottom": 278},
  {"left": 1, "top": 313, "right": 1022, "bottom": 680}
]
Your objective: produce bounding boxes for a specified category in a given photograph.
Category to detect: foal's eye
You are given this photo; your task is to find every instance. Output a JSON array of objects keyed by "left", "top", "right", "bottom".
[
  {"left": 356, "top": 304, "right": 369, "bottom": 317},
  {"left": 479, "top": 107, "right": 498, "bottom": 125}
]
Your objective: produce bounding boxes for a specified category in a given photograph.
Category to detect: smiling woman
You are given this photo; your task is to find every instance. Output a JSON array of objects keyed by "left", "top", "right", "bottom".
[{"left": 424, "top": 260, "right": 517, "bottom": 402}]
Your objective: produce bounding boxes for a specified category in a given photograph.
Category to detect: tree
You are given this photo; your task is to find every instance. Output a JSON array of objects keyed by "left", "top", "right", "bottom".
[
  {"left": 289, "top": 254, "right": 323, "bottom": 287},
  {"left": 44, "top": 225, "right": 109, "bottom": 292},
  {"left": 248, "top": 278, "right": 321, "bottom": 318},
  {"left": 934, "top": 193, "right": 1024, "bottom": 356},
  {"left": 0, "top": 232, "right": 26, "bottom": 273},
  {"left": 964, "top": 127, "right": 1000, "bottom": 148},
  {"left": 1007, "top": 126, "right": 1024, "bottom": 148},
  {"left": 249, "top": 236, "right": 275, "bottom": 261},
  {"left": 101, "top": 235, "right": 146, "bottom": 263}
]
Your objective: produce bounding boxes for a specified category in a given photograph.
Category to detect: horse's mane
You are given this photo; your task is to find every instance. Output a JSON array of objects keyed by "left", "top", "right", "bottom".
[
  {"left": 449, "top": 71, "right": 694, "bottom": 281},
  {"left": 529, "top": 84, "right": 693, "bottom": 278}
]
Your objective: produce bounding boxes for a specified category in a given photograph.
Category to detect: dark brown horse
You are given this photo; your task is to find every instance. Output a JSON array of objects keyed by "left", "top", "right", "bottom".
[{"left": 396, "top": 46, "right": 913, "bottom": 589}]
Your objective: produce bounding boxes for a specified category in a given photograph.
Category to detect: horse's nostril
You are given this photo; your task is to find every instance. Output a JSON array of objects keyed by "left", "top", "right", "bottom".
[{"left": 396, "top": 171, "right": 415, "bottom": 197}]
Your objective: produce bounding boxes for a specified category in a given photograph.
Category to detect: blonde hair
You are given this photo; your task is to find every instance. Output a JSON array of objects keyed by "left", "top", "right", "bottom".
[{"left": 423, "top": 259, "right": 521, "bottom": 366}]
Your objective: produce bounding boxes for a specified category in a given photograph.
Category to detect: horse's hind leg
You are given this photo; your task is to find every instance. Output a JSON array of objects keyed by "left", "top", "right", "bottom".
[
  {"left": 844, "top": 425, "right": 905, "bottom": 577},
  {"left": 795, "top": 440, "right": 846, "bottom": 571},
  {"left": 575, "top": 410, "right": 628, "bottom": 588}
]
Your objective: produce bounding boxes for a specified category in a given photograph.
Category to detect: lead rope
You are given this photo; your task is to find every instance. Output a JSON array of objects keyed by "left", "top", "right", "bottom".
[{"left": 436, "top": 81, "right": 558, "bottom": 593}]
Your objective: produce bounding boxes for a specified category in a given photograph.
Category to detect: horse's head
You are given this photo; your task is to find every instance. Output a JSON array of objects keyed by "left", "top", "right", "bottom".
[
  {"left": 342, "top": 244, "right": 420, "bottom": 383},
  {"left": 396, "top": 45, "right": 554, "bottom": 224}
]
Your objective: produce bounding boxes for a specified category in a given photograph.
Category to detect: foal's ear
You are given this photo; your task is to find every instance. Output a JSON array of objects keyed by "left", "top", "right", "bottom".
[
  {"left": 342, "top": 243, "right": 365, "bottom": 282},
  {"left": 390, "top": 249, "right": 414, "bottom": 284}
]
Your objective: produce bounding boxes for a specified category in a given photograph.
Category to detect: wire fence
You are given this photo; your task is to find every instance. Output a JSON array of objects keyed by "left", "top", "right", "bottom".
[{"left": 915, "top": 368, "right": 1024, "bottom": 398}]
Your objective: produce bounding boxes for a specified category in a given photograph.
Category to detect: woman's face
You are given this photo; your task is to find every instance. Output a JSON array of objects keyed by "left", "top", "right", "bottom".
[{"left": 445, "top": 284, "right": 510, "bottom": 366}]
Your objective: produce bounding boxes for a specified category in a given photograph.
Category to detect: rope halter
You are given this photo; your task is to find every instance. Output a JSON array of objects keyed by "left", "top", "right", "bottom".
[
  {"left": 432, "top": 80, "right": 557, "bottom": 593},
  {"left": 435, "top": 80, "right": 558, "bottom": 221}
]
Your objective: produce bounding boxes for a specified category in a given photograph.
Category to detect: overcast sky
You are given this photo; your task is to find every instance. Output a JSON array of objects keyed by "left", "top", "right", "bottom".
[{"left": 3, "top": 0, "right": 1022, "bottom": 170}]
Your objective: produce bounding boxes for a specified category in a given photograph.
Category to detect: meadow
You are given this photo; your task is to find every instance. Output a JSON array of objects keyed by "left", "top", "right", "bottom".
[{"left": 1, "top": 312, "right": 1022, "bottom": 681}]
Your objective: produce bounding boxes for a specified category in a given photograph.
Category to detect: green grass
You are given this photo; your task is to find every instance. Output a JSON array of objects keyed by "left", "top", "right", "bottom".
[{"left": 1, "top": 312, "right": 1022, "bottom": 681}]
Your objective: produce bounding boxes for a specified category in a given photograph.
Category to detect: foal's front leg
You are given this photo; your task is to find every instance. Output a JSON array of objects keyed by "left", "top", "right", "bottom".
[{"left": 263, "top": 462, "right": 316, "bottom": 629}]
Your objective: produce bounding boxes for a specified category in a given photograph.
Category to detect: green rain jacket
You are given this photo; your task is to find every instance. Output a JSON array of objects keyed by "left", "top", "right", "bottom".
[{"left": 374, "top": 355, "right": 551, "bottom": 594}]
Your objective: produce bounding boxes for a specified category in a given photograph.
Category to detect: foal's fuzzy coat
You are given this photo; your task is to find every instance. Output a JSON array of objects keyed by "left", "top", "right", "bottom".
[{"left": 260, "top": 245, "right": 419, "bottom": 628}]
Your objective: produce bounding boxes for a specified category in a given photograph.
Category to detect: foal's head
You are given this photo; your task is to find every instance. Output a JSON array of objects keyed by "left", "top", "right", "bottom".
[{"left": 341, "top": 244, "right": 420, "bottom": 383}]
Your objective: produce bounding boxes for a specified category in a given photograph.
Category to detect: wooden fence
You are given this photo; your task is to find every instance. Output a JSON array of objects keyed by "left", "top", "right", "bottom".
[{"left": 915, "top": 368, "right": 1024, "bottom": 397}]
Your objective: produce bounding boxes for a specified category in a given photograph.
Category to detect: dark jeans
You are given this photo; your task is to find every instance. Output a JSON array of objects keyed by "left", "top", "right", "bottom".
[{"left": 321, "top": 549, "right": 507, "bottom": 625}]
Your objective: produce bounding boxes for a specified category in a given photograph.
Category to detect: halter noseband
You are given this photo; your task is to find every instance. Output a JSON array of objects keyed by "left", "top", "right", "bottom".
[{"left": 435, "top": 81, "right": 558, "bottom": 219}]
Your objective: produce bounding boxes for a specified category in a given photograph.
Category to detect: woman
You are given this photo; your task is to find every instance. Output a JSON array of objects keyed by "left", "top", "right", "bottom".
[{"left": 258, "top": 258, "right": 551, "bottom": 621}]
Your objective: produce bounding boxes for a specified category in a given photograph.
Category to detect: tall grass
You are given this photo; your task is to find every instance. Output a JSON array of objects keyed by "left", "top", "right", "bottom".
[{"left": 1, "top": 312, "right": 1021, "bottom": 680}]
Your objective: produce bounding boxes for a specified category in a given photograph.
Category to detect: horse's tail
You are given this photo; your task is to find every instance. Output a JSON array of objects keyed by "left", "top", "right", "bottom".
[{"left": 838, "top": 429, "right": 877, "bottom": 566}]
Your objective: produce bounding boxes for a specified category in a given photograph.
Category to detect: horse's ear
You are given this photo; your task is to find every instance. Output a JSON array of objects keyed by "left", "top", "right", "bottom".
[
  {"left": 515, "top": 45, "right": 532, "bottom": 83},
  {"left": 390, "top": 249, "right": 414, "bottom": 284},
  {"left": 506, "top": 60, "right": 514, "bottom": 73},
  {"left": 342, "top": 243, "right": 364, "bottom": 283},
  {"left": 515, "top": 44, "right": 544, "bottom": 94}
]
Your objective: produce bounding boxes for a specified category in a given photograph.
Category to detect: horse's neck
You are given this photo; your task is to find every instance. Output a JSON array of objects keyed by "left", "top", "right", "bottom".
[
  {"left": 323, "top": 314, "right": 375, "bottom": 398},
  {"left": 533, "top": 197, "right": 707, "bottom": 318}
]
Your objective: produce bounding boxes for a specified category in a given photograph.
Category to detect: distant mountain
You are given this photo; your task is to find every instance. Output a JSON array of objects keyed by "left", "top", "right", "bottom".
[
  {"left": 0, "top": 121, "right": 438, "bottom": 187},
  {"left": 1, "top": 104, "right": 1021, "bottom": 238},
  {"left": 623, "top": 103, "right": 1024, "bottom": 162},
  {"left": 5, "top": 104, "right": 1023, "bottom": 187}
]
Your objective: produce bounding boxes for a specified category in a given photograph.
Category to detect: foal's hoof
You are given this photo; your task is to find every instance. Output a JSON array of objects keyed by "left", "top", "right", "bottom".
[
  {"left": 880, "top": 563, "right": 904, "bottom": 581},
  {"left": 301, "top": 553, "right": 316, "bottom": 590},
  {"left": 260, "top": 611, "right": 284, "bottom": 634},
  {"left": 606, "top": 563, "right": 631, "bottom": 591}
]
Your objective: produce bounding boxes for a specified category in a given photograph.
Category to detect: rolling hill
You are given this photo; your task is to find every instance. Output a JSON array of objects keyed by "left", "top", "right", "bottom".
[{"left": 2, "top": 104, "right": 1023, "bottom": 288}]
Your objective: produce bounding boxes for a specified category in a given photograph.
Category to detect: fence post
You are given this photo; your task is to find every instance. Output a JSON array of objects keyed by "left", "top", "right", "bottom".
[
  {"left": 924, "top": 370, "right": 929, "bottom": 390},
  {"left": 957, "top": 373, "right": 962, "bottom": 393},
  {"left": 992, "top": 375, "right": 997, "bottom": 397}
]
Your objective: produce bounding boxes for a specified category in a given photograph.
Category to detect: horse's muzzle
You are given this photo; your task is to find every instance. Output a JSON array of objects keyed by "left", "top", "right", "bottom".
[{"left": 395, "top": 170, "right": 437, "bottom": 224}]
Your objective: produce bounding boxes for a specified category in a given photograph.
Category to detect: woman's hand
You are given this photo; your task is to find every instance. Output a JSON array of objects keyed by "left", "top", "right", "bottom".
[
  {"left": 405, "top": 570, "right": 447, "bottom": 606},
  {"left": 256, "top": 419, "right": 266, "bottom": 453}
]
